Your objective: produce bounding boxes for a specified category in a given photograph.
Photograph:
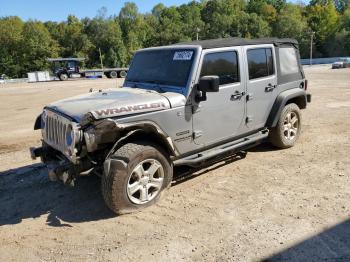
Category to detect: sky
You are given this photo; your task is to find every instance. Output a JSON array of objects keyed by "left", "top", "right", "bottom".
[{"left": 0, "top": 0, "right": 192, "bottom": 22}]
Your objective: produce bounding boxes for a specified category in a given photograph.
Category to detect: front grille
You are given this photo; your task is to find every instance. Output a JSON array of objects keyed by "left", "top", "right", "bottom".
[
  {"left": 46, "top": 115, "right": 68, "bottom": 146},
  {"left": 43, "top": 110, "right": 73, "bottom": 157}
]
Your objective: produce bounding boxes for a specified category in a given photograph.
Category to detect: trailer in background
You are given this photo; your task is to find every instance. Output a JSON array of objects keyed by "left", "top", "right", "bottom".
[{"left": 47, "top": 58, "right": 128, "bottom": 81}]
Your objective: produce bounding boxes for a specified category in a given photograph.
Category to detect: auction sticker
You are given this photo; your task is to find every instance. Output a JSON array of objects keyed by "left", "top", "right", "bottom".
[{"left": 173, "top": 51, "right": 193, "bottom": 60}]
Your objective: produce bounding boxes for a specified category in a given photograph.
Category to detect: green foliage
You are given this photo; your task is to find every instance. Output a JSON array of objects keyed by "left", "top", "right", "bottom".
[
  {"left": 328, "top": 5, "right": 350, "bottom": 54},
  {"left": 343, "top": 4, "right": 350, "bottom": 27},
  {"left": 307, "top": 1, "right": 340, "bottom": 56},
  {"left": 60, "top": 15, "right": 92, "bottom": 58},
  {"left": 119, "top": 2, "right": 155, "bottom": 61},
  {"left": 310, "top": 0, "right": 349, "bottom": 13},
  {"left": 20, "top": 21, "right": 59, "bottom": 74},
  {"left": 84, "top": 17, "right": 127, "bottom": 67},
  {"left": 273, "top": 4, "right": 309, "bottom": 56},
  {"left": 0, "top": 16, "right": 24, "bottom": 77},
  {"left": 154, "top": 6, "right": 188, "bottom": 45},
  {"left": 178, "top": 1, "right": 205, "bottom": 40},
  {"left": 201, "top": 0, "right": 245, "bottom": 38},
  {"left": 265, "top": 0, "right": 286, "bottom": 12},
  {"left": 0, "top": 0, "right": 349, "bottom": 78},
  {"left": 237, "top": 12, "right": 271, "bottom": 38}
]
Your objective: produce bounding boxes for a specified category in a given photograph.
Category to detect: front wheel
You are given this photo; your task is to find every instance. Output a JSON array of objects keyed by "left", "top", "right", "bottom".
[
  {"left": 59, "top": 73, "right": 68, "bottom": 81},
  {"left": 101, "top": 142, "right": 173, "bottom": 215},
  {"left": 269, "top": 103, "right": 302, "bottom": 149}
]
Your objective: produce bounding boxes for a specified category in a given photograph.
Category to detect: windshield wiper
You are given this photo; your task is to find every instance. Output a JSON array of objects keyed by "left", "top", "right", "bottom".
[
  {"left": 142, "top": 80, "right": 168, "bottom": 92},
  {"left": 126, "top": 79, "right": 143, "bottom": 88}
]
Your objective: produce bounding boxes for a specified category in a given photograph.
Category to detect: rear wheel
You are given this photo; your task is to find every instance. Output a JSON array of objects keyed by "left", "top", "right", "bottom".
[
  {"left": 101, "top": 142, "right": 173, "bottom": 215},
  {"left": 119, "top": 70, "right": 127, "bottom": 78},
  {"left": 269, "top": 103, "right": 301, "bottom": 149}
]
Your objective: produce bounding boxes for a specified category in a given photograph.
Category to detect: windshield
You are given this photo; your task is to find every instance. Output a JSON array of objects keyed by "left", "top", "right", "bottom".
[{"left": 126, "top": 49, "right": 195, "bottom": 88}]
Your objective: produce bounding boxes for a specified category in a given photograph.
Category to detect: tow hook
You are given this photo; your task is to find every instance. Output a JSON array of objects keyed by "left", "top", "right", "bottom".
[
  {"left": 29, "top": 147, "right": 43, "bottom": 160},
  {"left": 47, "top": 162, "right": 76, "bottom": 187}
]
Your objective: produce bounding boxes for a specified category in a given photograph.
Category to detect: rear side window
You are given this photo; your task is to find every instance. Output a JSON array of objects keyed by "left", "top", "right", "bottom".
[
  {"left": 279, "top": 47, "right": 299, "bottom": 75},
  {"left": 200, "top": 51, "right": 239, "bottom": 85},
  {"left": 247, "top": 48, "right": 274, "bottom": 80}
]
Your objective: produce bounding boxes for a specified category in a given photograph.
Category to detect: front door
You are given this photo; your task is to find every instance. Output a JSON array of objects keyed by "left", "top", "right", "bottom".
[
  {"left": 244, "top": 45, "right": 278, "bottom": 130},
  {"left": 192, "top": 48, "right": 246, "bottom": 146}
]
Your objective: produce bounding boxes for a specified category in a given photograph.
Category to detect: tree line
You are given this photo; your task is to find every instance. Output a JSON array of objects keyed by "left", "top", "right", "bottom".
[{"left": 1, "top": 0, "right": 350, "bottom": 78}]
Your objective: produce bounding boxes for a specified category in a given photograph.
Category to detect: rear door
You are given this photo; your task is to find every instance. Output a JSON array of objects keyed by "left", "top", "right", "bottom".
[
  {"left": 244, "top": 45, "right": 278, "bottom": 130},
  {"left": 192, "top": 47, "right": 246, "bottom": 146}
]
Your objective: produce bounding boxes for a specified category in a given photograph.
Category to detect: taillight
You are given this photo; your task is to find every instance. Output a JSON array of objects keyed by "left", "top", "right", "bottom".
[{"left": 305, "top": 79, "right": 308, "bottom": 90}]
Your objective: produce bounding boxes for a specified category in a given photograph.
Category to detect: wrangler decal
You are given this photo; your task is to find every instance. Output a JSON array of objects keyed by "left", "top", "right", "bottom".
[{"left": 94, "top": 102, "right": 167, "bottom": 117}]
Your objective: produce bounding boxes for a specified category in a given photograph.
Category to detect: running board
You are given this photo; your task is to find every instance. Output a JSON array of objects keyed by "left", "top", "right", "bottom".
[{"left": 173, "top": 130, "right": 269, "bottom": 167}]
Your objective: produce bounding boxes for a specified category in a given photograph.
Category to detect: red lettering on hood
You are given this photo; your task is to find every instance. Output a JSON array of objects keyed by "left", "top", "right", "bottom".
[{"left": 94, "top": 102, "right": 167, "bottom": 117}]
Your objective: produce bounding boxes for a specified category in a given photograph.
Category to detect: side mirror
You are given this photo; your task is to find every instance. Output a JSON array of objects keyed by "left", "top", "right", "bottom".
[
  {"left": 198, "top": 76, "right": 220, "bottom": 93},
  {"left": 195, "top": 76, "right": 219, "bottom": 102}
]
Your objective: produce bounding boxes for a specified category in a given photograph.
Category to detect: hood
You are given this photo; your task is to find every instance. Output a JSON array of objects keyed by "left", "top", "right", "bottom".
[
  {"left": 46, "top": 87, "right": 186, "bottom": 122},
  {"left": 333, "top": 61, "right": 344, "bottom": 65}
]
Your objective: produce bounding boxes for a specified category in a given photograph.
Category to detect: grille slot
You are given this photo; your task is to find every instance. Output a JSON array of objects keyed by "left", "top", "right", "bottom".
[{"left": 43, "top": 111, "right": 73, "bottom": 156}]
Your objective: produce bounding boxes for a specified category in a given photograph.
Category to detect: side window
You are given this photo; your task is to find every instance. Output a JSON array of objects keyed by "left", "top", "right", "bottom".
[
  {"left": 279, "top": 47, "right": 299, "bottom": 75},
  {"left": 200, "top": 51, "right": 239, "bottom": 85},
  {"left": 247, "top": 48, "right": 274, "bottom": 80}
]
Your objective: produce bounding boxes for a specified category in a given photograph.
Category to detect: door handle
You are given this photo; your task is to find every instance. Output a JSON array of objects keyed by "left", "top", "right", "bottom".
[
  {"left": 231, "top": 91, "right": 245, "bottom": 101},
  {"left": 265, "top": 83, "right": 276, "bottom": 92}
]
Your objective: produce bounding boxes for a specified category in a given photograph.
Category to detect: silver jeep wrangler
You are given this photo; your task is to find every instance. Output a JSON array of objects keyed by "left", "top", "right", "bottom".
[{"left": 30, "top": 38, "right": 311, "bottom": 214}]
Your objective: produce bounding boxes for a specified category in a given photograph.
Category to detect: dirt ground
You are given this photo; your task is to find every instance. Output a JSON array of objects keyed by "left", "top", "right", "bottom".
[{"left": 0, "top": 66, "right": 349, "bottom": 262}]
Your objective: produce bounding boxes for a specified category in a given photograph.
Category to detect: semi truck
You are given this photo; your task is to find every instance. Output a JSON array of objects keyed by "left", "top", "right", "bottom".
[{"left": 48, "top": 58, "right": 128, "bottom": 81}]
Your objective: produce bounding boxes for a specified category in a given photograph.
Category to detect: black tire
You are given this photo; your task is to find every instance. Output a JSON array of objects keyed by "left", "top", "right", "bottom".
[
  {"left": 118, "top": 70, "right": 127, "bottom": 78},
  {"left": 59, "top": 73, "right": 68, "bottom": 81},
  {"left": 269, "top": 103, "right": 302, "bottom": 149},
  {"left": 101, "top": 142, "right": 173, "bottom": 215},
  {"left": 109, "top": 71, "right": 118, "bottom": 79}
]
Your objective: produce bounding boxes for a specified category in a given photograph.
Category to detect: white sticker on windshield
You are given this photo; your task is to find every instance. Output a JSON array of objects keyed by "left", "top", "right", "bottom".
[{"left": 173, "top": 51, "right": 193, "bottom": 61}]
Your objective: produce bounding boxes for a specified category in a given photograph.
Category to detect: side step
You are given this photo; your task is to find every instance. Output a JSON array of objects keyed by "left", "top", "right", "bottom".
[{"left": 173, "top": 130, "right": 269, "bottom": 167}]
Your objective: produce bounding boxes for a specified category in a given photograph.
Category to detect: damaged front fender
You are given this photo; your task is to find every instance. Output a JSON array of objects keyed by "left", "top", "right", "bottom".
[
  {"left": 84, "top": 119, "right": 120, "bottom": 152},
  {"left": 83, "top": 118, "right": 178, "bottom": 156}
]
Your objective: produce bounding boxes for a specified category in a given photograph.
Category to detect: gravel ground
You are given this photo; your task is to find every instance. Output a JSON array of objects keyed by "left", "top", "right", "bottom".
[{"left": 0, "top": 66, "right": 349, "bottom": 262}]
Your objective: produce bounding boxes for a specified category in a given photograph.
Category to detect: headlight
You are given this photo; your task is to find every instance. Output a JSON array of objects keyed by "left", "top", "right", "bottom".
[
  {"left": 65, "top": 124, "right": 74, "bottom": 146},
  {"left": 41, "top": 110, "right": 47, "bottom": 129}
]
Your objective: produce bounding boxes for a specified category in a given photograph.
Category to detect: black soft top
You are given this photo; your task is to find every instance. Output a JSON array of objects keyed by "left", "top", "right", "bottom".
[{"left": 175, "top": 37, "right": 298, "bottom": 49}]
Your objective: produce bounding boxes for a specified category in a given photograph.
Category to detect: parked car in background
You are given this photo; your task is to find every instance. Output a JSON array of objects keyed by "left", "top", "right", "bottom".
[{"left": 332, "top": 58, "right": 350, "bottom": 69}]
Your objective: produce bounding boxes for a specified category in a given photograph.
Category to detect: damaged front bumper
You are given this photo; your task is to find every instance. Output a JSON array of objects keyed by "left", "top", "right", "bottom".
[{"left": 30, "top": 145, "right": 92, "bottom": 186}]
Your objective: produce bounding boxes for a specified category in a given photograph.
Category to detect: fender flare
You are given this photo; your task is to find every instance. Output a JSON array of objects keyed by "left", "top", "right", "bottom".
[
  {"left": 105, "top": 120, "right": 178, "bottom": 159},
  {"left": 34, "top": 114, "right": 42, "bottom": 130},
  {"left": 266, "top": 88, "right": 307, "bottom": 128}
]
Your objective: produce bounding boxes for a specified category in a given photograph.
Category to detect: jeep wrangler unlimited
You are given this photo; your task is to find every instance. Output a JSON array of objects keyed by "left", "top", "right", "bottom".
[{"left": 30, "top": 38, "right": 311, "bottom": 214}]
